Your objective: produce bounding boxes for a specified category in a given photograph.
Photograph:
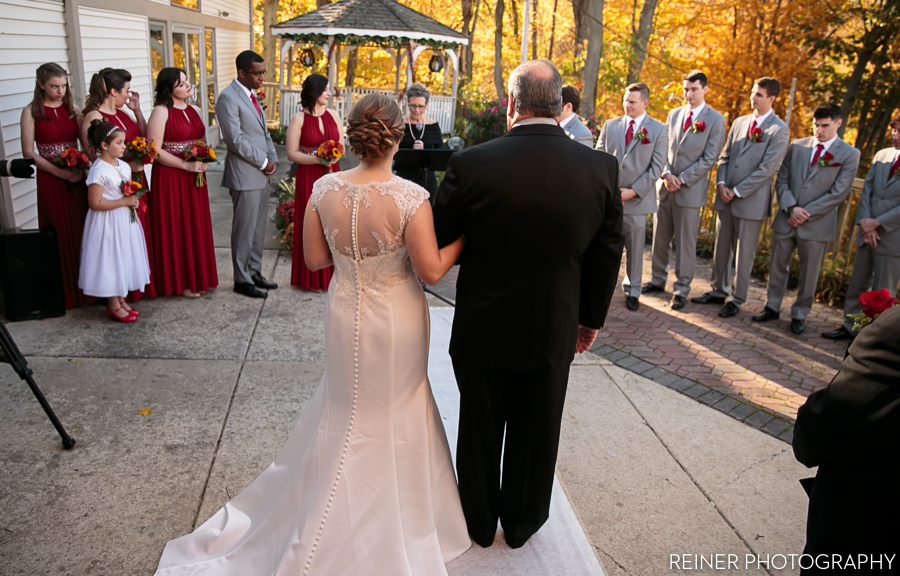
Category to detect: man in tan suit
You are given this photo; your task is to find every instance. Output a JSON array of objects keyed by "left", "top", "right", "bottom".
[
  {"left": 692, "top": 78, "right": 790, "bottom": 317},
  {"left": 754, "top": 103, "right": 861, "bottom": 334},
  {"left": 596, "top": 82, "right": 668, "bottom": 310},
  {"left": 824, "top": 115, "right": 900, "bottom": 340},
  {"left": 643, "top": 70, "right": 726, "bottom": 310}
]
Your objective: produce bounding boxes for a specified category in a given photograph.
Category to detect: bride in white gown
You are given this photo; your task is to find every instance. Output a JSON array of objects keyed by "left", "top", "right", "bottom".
[{"left": 154, "top": 93, "right": 469, "bottom": 576}]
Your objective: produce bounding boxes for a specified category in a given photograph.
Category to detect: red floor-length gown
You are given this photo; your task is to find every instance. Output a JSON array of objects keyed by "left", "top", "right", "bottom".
[
  {"left": 33, "top": 105, "right": 93, "bottom": 309},
  {"left": 150, "top": 106, "right": 218, "bottom": 295},
  {"left": 291, "top": 110, "right": 340, "bottom": 290},
  {"left": 100, "top": 109, "right": 156, "bottom": 300}
]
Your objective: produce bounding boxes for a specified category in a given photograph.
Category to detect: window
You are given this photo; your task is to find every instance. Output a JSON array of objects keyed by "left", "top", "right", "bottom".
[
  {"left": 205, "top": 29, "right": 217, "bottom": 126},
  {"left": 173, "top": 30, "right": 201, "bottom": 100},
  {"left": 171, "top": 0, "right": 199, "bottom": 9},
  {"left": 149, "top": 24, "right": 166, "bottom": 85}
]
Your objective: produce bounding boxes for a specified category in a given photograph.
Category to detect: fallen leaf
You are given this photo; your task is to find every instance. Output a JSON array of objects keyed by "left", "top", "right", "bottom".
[
  {"left": 68, "top": 360, "right": 85, "bottom": 364},
  {"left": 138, "top": 408, "right": 152, "bottom": 416},
  {"left": 303, "top": 298, "right": 312, "bottom": 302}
]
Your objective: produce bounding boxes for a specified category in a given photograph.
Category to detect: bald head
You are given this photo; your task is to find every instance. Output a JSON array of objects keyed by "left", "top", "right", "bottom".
[{"left": 508, "top": 59, "right": 563, "bottom": 119}]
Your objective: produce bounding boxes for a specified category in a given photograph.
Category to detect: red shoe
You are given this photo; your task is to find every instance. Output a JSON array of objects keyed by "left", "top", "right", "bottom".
[
  {"left": 123, "top": 308, "right": 140, "bottom": 317},
  {"left": 106, "top": 306, "right": 137, "bottom": 323}
]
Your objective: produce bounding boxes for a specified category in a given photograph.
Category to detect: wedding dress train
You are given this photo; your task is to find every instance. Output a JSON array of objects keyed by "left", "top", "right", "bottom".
[{"left": 154, "top": 173, "right": 470, "bottom": 576}]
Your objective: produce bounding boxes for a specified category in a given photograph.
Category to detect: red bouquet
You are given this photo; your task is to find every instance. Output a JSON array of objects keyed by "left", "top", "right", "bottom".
[
  {"left": 749, "top": 126, "right": 764, "bottom": 143},
  {"left": 125, "top": 137, "right": 158, "bottom": 185},
  {"left": 182, "top": 141, "right": 216, "bottom": 186},
  {"left": 52, "top": 147, "right": 91, "bottom": 191},
  {"left": 691, "top": 120, "right": 706, "bottom": 133},
  {"left": 848, "top": 288, "right": 898, "bottom": 331},
  {"left": 121, "top": 180, "right": 148, "bottom": 223},
  {"left": 316, "top": 140, "right": 345, "bottom": 173},
  {"left": 816, "top": 151, "right": 841, "bottom": 168}
]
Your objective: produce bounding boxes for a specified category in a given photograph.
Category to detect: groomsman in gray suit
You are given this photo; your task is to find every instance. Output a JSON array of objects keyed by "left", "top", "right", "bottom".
[
  {"left": 692, "top": 78, "right": 790, "bottom": 317},
  {"left": 216, "top": 50, "right": 279, "bottom": 299},
  {"left": 754, "top": 103, "right": 860, "bottom": 334},
  {"left": 643, "top": 70, "right": 726, "bottom": 310},
  {"left": 558, "top": 85, "right": 594, "bottom": 148},
  {"left": 824, "top": 115, "right": 900, "bottom": 340},
  {"left": 596, "top": 82, "right": 668, "bottom": 310}
]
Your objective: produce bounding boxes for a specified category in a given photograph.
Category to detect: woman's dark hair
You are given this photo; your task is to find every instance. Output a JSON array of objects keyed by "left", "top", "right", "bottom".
[
  {"left": 31, "top": 62, "right": 76, "bottom": 120},
  {"left": 346, "top": 93, "right": 404, "bottom": 160},
  {"left": 300, "top": 74, "right": 329, "bottom": 113},
  {"left": 84, "top": 68, "right": 132, "bottom": 114},
  {"left": 154, "top": 67, "right": 186, "bottom": 108},
  {"left": 86, "top": 118, "right": 123, "bottom": 154}
]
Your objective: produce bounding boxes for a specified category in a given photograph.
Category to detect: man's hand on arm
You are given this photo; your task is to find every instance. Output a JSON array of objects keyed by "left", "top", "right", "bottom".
[
  {"left": 575, "top": 325, "right": 599, "bottom": 354},
  {"left": 663, "top": 173, "right": 682, "bottom": 192}
]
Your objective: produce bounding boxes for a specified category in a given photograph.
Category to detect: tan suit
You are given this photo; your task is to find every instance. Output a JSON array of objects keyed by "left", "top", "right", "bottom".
[
  {"left": 709, "top": 113, "right": 789, "bottom": 306},
  {"left": 597, "top": 114, "right": 668, "bottom": 297},
  {"left": 765, "top": 137, "right": 861, "bottom": 320},
  {"left": 843, "top": 147, "right": 900, "bottom": 330},
  {"left": 650, "top": 104, "right": 727, "bottom": 297}
]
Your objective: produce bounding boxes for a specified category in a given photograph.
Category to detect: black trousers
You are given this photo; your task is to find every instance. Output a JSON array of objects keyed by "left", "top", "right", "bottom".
[{"left": 452, "top": 358, "right": 571, "bottom": 546}]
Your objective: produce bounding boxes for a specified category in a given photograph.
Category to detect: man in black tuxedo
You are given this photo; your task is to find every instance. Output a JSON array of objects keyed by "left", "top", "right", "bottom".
[
  {"left": 792, "top": 305, "right": 900, "bottom": 572},
  {"left": 433, "top": 59, "right": 623, "bottom": 549}
]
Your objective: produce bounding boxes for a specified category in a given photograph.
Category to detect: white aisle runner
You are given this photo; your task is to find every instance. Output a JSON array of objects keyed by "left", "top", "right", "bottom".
[{"left": 428, "top": 307, "right": 605, "bottom": 576}]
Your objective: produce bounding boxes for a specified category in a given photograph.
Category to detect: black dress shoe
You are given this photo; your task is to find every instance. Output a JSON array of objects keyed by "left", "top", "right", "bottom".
[
  {"left": 641, "top": 282, "right": 664, "bottom": 294},
  {"left": 625, "top": 296, "right": 640, "bottom": 311},
  {"left": 691, "top": 292, "right": 726, "bottom": 305},
  {"left": 752, "top": 307, "right": 780, "bottom": 322},
  {"left": 790, "top": 319, "right": 806, "bottom": 334},
  {"left": 251, "top": 272, "right": 277, "bottom": 290},
  {"left": 670, "top": 295, "right": 686, "bottom": 310},
  {"left": 718, "top": 301, "right": 740, "bottom": 318},
  {"left": 234, "top": 282, "right": 267, "bottom": 298},
  {"left": 822, "top": 326, "right": 853, "bottom": 340}
]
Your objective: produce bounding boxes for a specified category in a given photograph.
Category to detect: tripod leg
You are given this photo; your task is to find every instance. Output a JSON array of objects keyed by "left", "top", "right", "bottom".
[{"left": 23, "top": 373, "right": 76, "bottom": 449}]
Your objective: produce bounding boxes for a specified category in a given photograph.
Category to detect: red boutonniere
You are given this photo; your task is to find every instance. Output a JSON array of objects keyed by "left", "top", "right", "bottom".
[
  {"left": 691, "top": 120, "right": 706, "bottom": 133},
  {"left": 256, "top": 90, "right": 268, "bottom": 110},
  {"left": 749, "top": 126, "right": 763, "bottom": 143},
  {"left": 635, "top": 126, "right": 651, "bottom": 144},
  {"left": 817, "top": 151, "right": 841, "bottom": 168},
  {"left": 848, "top": 288, "right": 898, "bottom": 331}
]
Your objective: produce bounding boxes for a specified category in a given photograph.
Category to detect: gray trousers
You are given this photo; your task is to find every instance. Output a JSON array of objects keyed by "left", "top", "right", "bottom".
[
  {"left": 651, "top": 195, "right": 701, "bottom": 297},
  {"left": 621, "top": 214, "right": 649, "bottom": 297},
  {"left": 843, "top": 244, "right": 900, "bottom": 331},
  {"left": 709, "top": 209, "right": 765, "bottom": 307},
  {"left": 230, "top": 187, "right": 269, "bottom": 285},
  {"left": 764, "top": 232, "right": 826, "bottom": 320}
]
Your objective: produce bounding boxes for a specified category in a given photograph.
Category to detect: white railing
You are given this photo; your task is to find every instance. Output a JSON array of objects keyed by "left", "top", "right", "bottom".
[{"left": 279, "top": 86, "right": 456, "bottom": 135}]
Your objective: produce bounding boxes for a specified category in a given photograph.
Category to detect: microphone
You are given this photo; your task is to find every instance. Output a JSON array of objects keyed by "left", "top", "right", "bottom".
[{"left": 415, "top": 123, "right": 423, "bottom": 132}]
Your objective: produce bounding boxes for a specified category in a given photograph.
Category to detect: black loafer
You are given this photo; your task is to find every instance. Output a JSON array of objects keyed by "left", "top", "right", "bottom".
[
  {"left": 691, "top": 292, "right": 726, "bottom": 305},
  {"left": 625, "top": 296, "right": 640, "bottom": 311},
  {"left": 790, "top": 319, "right": 806, "bottom": 334},
  {"left": 641, "top": 282, "right": 665, "bottom": 294},
  {"left": 234, "top": 282, "right": 268, "bottom": 298},
  {"left": 251, "top": 273, "right": 278, "bottom": 290},
  {"left": 718, "top": 301, "right": 740, "bottom": 318},
  {"left": 822, "top": 326, "right": 853, "bottom": 340},
  {"left": 752, "top": 307, "right": 779, "bottom": 322},
  {"left": 670, "top": 295, "right": 686, "bottom": 310}
]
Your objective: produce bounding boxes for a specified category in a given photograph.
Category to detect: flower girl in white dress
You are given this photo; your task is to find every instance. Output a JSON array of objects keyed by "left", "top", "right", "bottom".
[{"left": 79, "top": 119, "right": 150, "bottom": 322}]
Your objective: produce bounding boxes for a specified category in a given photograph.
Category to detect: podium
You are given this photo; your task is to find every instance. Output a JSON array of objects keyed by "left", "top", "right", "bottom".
[{"left": 393, "top": 149, "right": 456, "bottom": 201}]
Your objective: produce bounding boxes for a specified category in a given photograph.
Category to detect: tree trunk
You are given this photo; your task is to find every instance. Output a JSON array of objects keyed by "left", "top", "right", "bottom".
[
  {"left": 572, "top": 0, "right": 590, "bottom": 70},
  {"left": 344, "top": 47, "right": 358, "bottom": 87},
  {"left": 838, "top": 22, "right": 885, "bottom": 138},
  {"left": 510, "top": 0, "right": 519, "bottom": 38},
  {"left": 581, "top": 0, "right": 604, "bottom": 117},
  {"left": 531, "top": 0, "right": 539, "bottom": 60},
  {"left": 626, "top": 0, "right": 659, "bottom": 84},
  {"left": 494, "top": 0, "right": 506, "bottom": 99},
  {"left": 547, "top": 0, "right": 559, "bottom": 59},
  {"left": 467, "top": 0, "right": 482, "bottom": 81},
  {"left": 461, "top": 0, "right": 473, "bottom": 79},
  {"left": 316, "top": 0, "right": 330, "bottom": 6},
  {"left": 263, "top": 0, "right": 278, "bottom": 82}
]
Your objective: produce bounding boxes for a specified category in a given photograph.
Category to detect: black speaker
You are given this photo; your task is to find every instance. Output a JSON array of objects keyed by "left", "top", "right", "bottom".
[{"left": 0, "top": 228, "right": 65, "bottom": 322}]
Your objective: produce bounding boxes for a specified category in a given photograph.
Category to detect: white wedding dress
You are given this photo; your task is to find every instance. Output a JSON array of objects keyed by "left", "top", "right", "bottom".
[{"left": 154, "top": 173, "right": 471, "bottom": 575}]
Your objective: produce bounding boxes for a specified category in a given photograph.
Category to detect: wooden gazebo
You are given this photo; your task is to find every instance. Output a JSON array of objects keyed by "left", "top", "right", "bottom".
[{"left": 272, "top": 0, "right": 468, "bottom": 134}]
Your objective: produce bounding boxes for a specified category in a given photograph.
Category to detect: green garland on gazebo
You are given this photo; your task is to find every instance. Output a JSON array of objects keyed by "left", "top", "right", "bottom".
[{"left": 282, "top": 33, "right": 459, "bottom": 51}]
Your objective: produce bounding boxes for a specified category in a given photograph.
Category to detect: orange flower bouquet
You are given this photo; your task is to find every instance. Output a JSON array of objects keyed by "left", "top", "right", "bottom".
[
  {"left": 51, "top": 147, "right": 91, "bottom": 192},
  {"left": 316, "top": 140, "right": 344, "bottom": 173},
  {"left": 182, "top": 141, "right": 216, "bottom": 186},
  {"left": 121, "top": 180, "right": 148, "bottom": 223},
  {"left": 125, "top": 137, "right": 158, "bottom": 185}
]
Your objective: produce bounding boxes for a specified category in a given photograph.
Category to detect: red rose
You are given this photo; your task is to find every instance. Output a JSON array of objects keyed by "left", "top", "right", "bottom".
[
  {"left": 823, "top": 152, "right": 834, "bottom": 162},
  {"left": 859, "top": 288, "right": 897, "bottom": 318},
  {"left": 693, "top": 120, "right": 706, "bottom": 133}
]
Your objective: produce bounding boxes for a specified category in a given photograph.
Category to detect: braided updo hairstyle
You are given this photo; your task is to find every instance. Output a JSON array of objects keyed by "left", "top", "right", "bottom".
[
  {"left": 346, "top": 93, "right": 404, "bottom": 161},
  {"left": 86, "top": 118, "right": 123, "bottom": 154}
]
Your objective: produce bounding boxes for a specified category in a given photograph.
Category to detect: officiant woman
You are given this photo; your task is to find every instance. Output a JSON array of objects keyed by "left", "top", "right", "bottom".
[{"left": 397, "top": 83, "right": 443, "bottom": 196}]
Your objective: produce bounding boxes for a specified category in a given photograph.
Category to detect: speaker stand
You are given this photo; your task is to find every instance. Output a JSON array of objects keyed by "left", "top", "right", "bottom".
[{"left": 0, "top": 321, "right": 75, "bottom": 449}]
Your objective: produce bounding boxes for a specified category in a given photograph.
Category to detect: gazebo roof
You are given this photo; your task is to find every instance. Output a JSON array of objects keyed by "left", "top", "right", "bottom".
[{"left": 273, "top": 0, "right": 468, "bottom": 46}]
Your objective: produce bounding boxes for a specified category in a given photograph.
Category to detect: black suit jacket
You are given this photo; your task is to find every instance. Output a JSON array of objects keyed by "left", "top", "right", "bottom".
[
  {"left": 433, "top": 123, "right": 623, "bottom": 370},
  {"left": 792, "top": 305, "right": 900, "bottom": 564}
]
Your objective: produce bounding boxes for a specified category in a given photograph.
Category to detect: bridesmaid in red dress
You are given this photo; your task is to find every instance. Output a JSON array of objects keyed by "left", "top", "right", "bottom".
[
  {"left": 20, "top": 62, "right": 93, "bottom": 309},
  {"left": 286, "top": 74, "right": 343, "bottom": 291},
  {"left": 81, "top": 68, "right": 156, "bottom": 303},
  {"left": 146, "top": 68, "right": 217, "bottom": 297}
]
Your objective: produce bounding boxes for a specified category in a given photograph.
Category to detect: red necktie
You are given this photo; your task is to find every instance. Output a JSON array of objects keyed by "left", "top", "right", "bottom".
[
  {"left": 748, "top": 118, "right": 757, "bottom": 137},
  {"left": 890, "top": 155, "right": 900, "bottom": 179},
  {"left": 250, "top": 91, "right": 263, "bottom": 118},
  {"left": 682, "top": 110, "right": 693, "bottom": 132},
  {"left": 625, "top": 119, "right": 634, "bottom": 146},
  {"left": 811, "top": 143, "right": 824, "bottom": 167}
]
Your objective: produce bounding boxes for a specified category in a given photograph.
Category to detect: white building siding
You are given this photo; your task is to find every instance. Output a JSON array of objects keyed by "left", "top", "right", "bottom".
[
  {"left": 215, "top": 27, "right": 249, "bottom": 95},
  {"left": 202, "top": 0, "right": 251, "bottom": 26},
  {"left": 0, "top": 0, "right": 70, "bottom": 230},
  {"left": 78, "top": 6, "right": 154, "bottom": 121}
]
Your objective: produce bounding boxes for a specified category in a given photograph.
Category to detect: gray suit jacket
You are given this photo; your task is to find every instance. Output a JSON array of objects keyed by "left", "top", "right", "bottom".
[
  {"left": 857, "top": 147, "right": 900, "bottom": 255},
  {"left": 563, "top": 115, "right": 594, "bottom": 148},
  {"left": 596, "top": 114, "right": 668, "bottom": 215},
  {"left": 657, "top": 104, "right": 727, "bottom": 208},
  {"left": 215, "top": 80, "right": 278, "bottom": 191},
  {"left": 773, "top": 137, "right": 861, "bottom": 242},
  {"left": 715, "top": 113, "right": 790, "bottom": 220}
]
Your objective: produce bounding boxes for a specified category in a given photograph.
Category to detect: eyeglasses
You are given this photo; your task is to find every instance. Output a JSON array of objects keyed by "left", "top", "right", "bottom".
[{"left": 408, "top": 104, "right": 427, "bottom": 110}]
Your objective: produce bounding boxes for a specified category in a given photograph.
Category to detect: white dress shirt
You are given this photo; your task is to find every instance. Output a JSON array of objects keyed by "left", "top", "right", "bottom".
[
  {"left": 558, "top": 113, "right": 577, "bottom": 130},
  {"left": 625, "top": 112, "right": 646, "bottom": 135},
  {"left": 719, "top": 109, "right": 774, "bottom": 197},
  {"left": 231, "top": 79, "right": 268, "bottom": 171},
  {"left": 662, "top": 103, "right": 707, "bottom": 177},
  {"left": 512, "top": 117, "right": 559, "bottom": 128}
]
